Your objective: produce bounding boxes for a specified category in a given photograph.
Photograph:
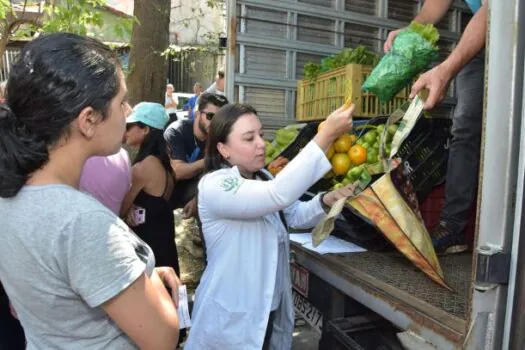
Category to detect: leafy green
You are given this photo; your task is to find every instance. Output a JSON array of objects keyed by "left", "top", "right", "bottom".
[
  {"left": 361, "top": 25, "right": 439, "bottom": 102},
  {"left": 408, "top": 21, "right": 440, "bottom": 47},
  {"left": 304, "top": 45, "right": 379, "bottom": 80}
]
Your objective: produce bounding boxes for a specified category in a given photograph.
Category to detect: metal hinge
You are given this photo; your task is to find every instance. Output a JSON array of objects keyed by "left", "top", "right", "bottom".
[{"left": 475, "top": 245, "right": 511, "bottom": 285}]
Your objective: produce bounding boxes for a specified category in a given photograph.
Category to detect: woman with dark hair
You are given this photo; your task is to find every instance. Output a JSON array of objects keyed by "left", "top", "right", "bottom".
[
  {"left": 121, "top": 102, "right": 180, "bottom": 276},
  {"left": 185, "top": 103, "right": 356, "bottom": 349},
  {"left": 0, "top": 33, "right": 180, "bottom": 349}
]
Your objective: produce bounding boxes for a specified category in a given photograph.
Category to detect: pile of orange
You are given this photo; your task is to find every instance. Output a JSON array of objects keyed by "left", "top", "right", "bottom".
[{"left": 318, "top": 122, "right": 366, "bottom": 177}]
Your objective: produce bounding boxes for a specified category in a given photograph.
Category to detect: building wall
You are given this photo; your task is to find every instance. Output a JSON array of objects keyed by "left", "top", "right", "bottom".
[{"left": 169, "top": 0, "right": 225, "bottom": 45}]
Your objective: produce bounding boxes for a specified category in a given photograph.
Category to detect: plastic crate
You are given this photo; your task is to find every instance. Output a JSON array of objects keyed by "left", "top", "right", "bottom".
[
  {"left": 328, "top": 314, "right": 404, "bottom": 350},
  {"left": 420, "top": 183, "right": 477, "bottom": 248},
  {"left": 337, "top": 117, "right": 451, "bottom": 251},
  {"left": 296, "top": 64, "right": 412, "bottom": 121}
]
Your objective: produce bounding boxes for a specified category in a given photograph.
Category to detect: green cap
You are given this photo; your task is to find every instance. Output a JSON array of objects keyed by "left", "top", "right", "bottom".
[{"left": 126, "top": 102, "right": 169, "bottom": 130}]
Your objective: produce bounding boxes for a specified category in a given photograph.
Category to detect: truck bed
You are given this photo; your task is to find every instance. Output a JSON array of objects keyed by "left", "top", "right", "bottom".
[{"left": 292, "top": 243, "right": 473, "bottom": 348}]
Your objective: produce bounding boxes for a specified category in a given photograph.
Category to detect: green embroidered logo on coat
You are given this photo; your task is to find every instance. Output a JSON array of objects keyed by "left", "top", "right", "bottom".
[{"left": 221, "top": 177, "right": 242, "bottom": 193}]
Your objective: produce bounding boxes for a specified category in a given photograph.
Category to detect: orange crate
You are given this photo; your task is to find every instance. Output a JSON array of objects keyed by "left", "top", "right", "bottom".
[{"left": 296, "top": 64, "right": 412, "bottom": 121}]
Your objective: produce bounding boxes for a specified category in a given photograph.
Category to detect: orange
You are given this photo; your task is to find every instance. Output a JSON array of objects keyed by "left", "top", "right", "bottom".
[
  {"left": 331, "top": 153, "right": 351, "bottom": 176},
  {"left": 348, "top": 145, "right": 367, "bottom": 166},
  {"left": 349, "top": 134, "right": 358, "bottom": 145},
  {"left": 317, "top": 121, "right": 326, "bottom": 133},
  {"left": 333, "top": 134, "right": 353, "bottom": 153},
  {"left": 326, "top": 145, "right": 335, "bottom": 159}
]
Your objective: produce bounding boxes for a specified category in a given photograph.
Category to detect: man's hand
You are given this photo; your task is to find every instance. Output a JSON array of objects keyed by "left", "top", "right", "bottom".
[
  {"left": 183, "top": 197, "right": 198, "bottom": 219},
  {"left": 409, "top": 63, "right": 454, "bottom": 110},
  {"left": 154, "top": 267, "right": 181, "bottom": 308},
  {"left": 384, "top": 28, "right": 404, "bottom": 53}
]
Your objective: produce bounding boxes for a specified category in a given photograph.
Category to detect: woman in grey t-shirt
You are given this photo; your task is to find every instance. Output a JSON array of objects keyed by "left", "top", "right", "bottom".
[{"left": 0, "top": 33, "right": 180, "bottom": 349}]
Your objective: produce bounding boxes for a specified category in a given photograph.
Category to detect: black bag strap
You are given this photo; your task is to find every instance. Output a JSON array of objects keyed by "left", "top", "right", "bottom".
[{"left": 256, "top": 170, "right": 288, "bottom": 231}]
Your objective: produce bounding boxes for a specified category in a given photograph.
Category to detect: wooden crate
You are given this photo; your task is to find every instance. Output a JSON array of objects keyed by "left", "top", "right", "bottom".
[{"left": 296, "top": 64, "right": 412, "bottom": 121}]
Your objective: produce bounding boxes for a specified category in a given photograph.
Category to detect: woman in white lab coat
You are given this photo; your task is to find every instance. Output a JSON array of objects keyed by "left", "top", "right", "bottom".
[{"left": 184, "top": 103, "right": 355, "bottom": 350}]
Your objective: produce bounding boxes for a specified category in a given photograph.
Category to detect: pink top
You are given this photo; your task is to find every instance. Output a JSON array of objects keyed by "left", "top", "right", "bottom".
[{"left": 79, "top": 148, "right": 132, "bottom": 215}]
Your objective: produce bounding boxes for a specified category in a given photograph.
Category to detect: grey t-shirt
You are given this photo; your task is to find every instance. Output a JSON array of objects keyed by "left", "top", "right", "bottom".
[{"left": 0, "top": 185, "right": 155, "bottom": 349}]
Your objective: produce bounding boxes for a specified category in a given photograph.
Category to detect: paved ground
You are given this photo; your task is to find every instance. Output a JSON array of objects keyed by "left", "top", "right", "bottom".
[{"left": 174, "top": 210, "right": 320, "bottom": 349}]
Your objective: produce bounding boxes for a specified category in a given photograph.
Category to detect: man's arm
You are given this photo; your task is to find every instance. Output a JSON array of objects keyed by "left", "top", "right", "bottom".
[
  {"left": 170, "top": 159, "right": 205, "bottom": 180},
  {"left": 414, "top": 0, "right": 454, "bottom": 25},
  {"left": 438, "top": 1, "right": 487, "bottom": 78},
  {"left": 410, "top": 1, "right": 488, "bottom": 109},
  {"left": 384, "top": 0, "right": 453, "bottom": 52}
]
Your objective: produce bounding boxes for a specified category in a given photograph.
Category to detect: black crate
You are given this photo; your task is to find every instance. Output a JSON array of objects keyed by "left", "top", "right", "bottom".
[
  {"left": 332, "top": 214, "right": 394, "bottom": 252},
  {"left": 328, "top": 314, "right": 404, "bottom": 350},
  {"left": 339, "top": 116, "right": 451, "bottom": 251}
]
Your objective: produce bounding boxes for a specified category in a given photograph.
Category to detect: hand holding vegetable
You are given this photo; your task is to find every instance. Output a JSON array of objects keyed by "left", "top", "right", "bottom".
[
  {"left": 410, "top": 63, "right": 453, "bottom": 109},
  {"left": 314, "top": 104, "right": 355, "bottom": 152},
  {"left": 362, "top": 21, "right": 440, "bottom": 102},
  {"left": 384, "top": 28, "right": 404, "bottom": 53}
]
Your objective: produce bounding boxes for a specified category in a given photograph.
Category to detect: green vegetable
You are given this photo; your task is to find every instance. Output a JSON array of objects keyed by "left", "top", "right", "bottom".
[
  {"left": 363, "top": 131, "right": 378, "bottom": 143},
  {"left": 304, "top": 45, "right": 379, "bottom": 80},
  {"left": 361, "top": 22, "right": 439, "bottom": 102},
  {"left": 388, "top": 124, "right": 398, "bottom": 135},
  {"left": 408, "top": 21, "right": 440, "bottom": 47}
]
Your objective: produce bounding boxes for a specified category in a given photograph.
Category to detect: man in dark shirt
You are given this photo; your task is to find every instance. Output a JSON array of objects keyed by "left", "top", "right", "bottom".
[{"left": 164, "top": 93, "right": 229, "bottom": 218}]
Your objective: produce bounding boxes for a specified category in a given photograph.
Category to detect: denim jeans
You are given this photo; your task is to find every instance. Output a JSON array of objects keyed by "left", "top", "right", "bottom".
[{"left": 441, "top": 55, "right": 485, "bottom": 233}]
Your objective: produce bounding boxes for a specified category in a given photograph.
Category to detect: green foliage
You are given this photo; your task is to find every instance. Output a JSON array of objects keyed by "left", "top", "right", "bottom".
[
  {"left": 0, "top": 0, "right": 12, "bottom": 20},
  {"left": 41, "top": 0, "right": 107, "bottom": 36},
  {"left": 0, "top": 0, "right": 132, "bottom": 42},
  {"left": 303, "top": 45, "right": 379, "bottom": 80}
]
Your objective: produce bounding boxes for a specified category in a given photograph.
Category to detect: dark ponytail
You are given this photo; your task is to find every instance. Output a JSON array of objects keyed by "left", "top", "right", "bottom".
[
  {"left": 0, "top": 105, "right": 48, "bottom": 197},
  {"left": 0, "top": 33, "right": 121, "bottom": 198}
]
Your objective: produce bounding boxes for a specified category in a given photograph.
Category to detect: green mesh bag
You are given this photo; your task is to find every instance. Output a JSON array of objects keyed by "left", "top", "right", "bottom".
[{"left": 362, "top": 22, "right": 440, "bottom": 102}]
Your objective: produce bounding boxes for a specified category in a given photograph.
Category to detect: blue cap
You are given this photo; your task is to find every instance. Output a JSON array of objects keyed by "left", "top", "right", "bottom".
[{"left": 126, "top": 102, "right": 169, "bottom": 130}]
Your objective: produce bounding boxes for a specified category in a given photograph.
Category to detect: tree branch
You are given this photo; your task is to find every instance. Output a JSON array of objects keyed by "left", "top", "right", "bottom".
[{"left": 6, "top": 17, "right": 41, "bottom": 36}]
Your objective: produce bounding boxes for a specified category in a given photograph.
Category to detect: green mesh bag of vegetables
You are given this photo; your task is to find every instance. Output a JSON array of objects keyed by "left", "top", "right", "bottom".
[{"left": 361, "top": 21, "right": 440, "bottom": 102}]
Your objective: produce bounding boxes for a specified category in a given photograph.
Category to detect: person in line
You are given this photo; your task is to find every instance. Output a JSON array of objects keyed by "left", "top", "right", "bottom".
[
  {"left": 165, "top": 83, "right": 179, "bottom": 124},
  {"left": 121, "top": 102, "right": 180, "bottom": 276},
  {"left": 184, "top": 82, "right": 203, "bottom": 121},
  {"left": 0, "top": 78, "right": 25, "bottom": 350},
  {"left": 385, "top": 0, "right": 487, "bottom": 254},
  {"left": 80, "top": 148, "right": 132, "bottom": 215},
  {"left": 0, "top": 33, "right": 180, "bottom": 349},
  {"left": 185, "top": 103, "right": 356, "bottom": 349},
  {"left": 195, "top": 69, "right": 225, "bottom": 108},
  {"left": 204, "top": 69, "right": 225, "bottom": 96},
  {"left": 164, "top": 93, "right": 228, "bottom": 219}
]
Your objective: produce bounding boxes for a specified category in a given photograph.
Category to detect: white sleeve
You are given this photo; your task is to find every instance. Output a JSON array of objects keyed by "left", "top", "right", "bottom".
[
  {"left": 198, "top": 141, "right": 331, "bottom": 220},
  {"left": 283, "top": 193, "right": 326, "bottom": 229}
]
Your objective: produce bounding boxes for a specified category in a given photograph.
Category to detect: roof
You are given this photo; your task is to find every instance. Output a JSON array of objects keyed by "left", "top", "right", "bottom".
[
  {"left": 101, "top": 4, "right": 132, "bottom": 18},
  {"left": 105, "top": 0, "right": 134, "bottom": 16}
]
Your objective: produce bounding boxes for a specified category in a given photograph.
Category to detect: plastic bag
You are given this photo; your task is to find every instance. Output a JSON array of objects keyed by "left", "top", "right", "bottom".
[{"left": 361, "top": 22, "right": 439, "bottom": 102}]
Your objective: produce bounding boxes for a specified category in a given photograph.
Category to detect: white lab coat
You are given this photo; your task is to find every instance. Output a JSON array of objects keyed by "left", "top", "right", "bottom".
[{"left": 184, "top": 141, "right": 331, "bottom": 350}]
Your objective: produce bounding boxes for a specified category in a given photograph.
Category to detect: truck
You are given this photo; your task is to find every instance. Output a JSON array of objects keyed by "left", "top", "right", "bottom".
[{"left": 224, "top": 0, "right": 525, "bottom": 349}]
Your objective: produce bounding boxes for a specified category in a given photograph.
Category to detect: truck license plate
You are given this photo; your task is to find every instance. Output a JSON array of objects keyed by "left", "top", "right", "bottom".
[
  {"left": 293, "top": 290, "right": 323, "bottom": 334},
  {"left": 291, "top": 263, "right": 309, "bottom": 297}
]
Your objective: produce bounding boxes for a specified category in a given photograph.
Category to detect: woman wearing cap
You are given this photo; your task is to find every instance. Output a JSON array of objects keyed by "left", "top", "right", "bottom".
[{"left": 122, "top": 102, "right": 180, "bottom": 277}]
